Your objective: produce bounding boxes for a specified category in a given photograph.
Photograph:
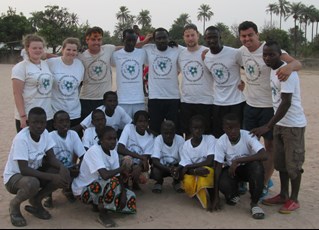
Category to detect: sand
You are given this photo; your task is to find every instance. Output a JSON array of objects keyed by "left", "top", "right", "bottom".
[{"left": 0, "top": 63, "right": 319, "bottom": 229}]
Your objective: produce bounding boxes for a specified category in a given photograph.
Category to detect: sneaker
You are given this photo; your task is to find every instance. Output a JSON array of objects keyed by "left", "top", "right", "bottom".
[
  {"left": 238, "top": 182, "right": 247, "bottom": 195},
  {"left": 262, "top": 194, "right": 288, "bottom": 206},
  {"left": 226, "top": 196, "right": 240, "bottom": 206},
  {"left": 279, "top": 199, "right": 300, "bottom": 214}
]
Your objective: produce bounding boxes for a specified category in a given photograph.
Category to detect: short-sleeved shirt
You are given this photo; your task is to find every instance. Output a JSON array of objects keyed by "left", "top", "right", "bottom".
[
  {"left": 79, "top": 44, "right": 116, "bottom": 100},
  {"left": 3, "top": 127, "right": 55, "bottom": 184},
  {"left": 71, "top": 145, "right": 120, "bottom": 196},
  {"left": 82, "top": 127, "right": 99, "bottom": 150},
  {"left": 152, "top": 134, "right": 185, "bottom": 166},
  {"left": 214, "top": 130, "right": 264, "bottom": 166},
  {"left": 179, "top": 135, "right": 216, "bottom": 167},
  {"left": 12, "top": 60, "right": 54, "bottom": 120},
  {"left": 49, "top": 130, "right": 86, "bottom": 168}
]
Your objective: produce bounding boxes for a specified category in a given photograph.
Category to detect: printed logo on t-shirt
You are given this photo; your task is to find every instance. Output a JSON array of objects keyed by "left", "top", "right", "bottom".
[
  {"left": 121, "top": 59, "right": 140, "bottom": 80},
  {"left": 270, "top": 79, "right": 281, "bottom": 104},
  {"left": 28, "top": 151, "right": 44, "bottom": 169},
  {"left": 37, "top": 73, "right": 52, "bottom": 95},
  {"left": 182, "top": 61, "right": 203, "bottom": 82},
  {"left": 55, "top": 148, "right": 73, "bottom": 168},
  {"left": 210, "top": 63, "right": 230, "bottom": 84},
  {"left": 244, "top": 58, "right": 261, "bottom": 82},
  {"left": 58, "top": 75, "right": 79, "bottom": 96},
  {"left": 88, "top": 60, "right": 107, "bottom": 81},
  {"left": 153, "top": 57, "right": 172, "bottom": 76}
]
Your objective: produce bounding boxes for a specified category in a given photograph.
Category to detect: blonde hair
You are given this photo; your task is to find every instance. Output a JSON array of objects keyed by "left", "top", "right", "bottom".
[
  {"left": 23, "top": 34, "right": 46, "bottom": 50},
  {"left": 62, "top": 37, "right": 80, "bottom": 50}
]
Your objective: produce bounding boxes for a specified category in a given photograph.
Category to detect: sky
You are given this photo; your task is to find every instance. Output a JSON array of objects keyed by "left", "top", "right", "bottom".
[{"left": 1, "top": 0, "right": 319, "bottom": 37}]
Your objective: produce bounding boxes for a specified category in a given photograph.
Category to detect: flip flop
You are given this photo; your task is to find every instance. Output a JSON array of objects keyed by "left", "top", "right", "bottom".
[
  {"left": 152, "top": 184, "right": 162, "bottom": 194},
  {"left": 251, "top": 206, "right": 265, "bottom": 220},
  {"left": 10, "top": 212, "right": 27, "bottom": 227},
  {"left": 24, "top": 205, "right": 51, "bottom": 220}
]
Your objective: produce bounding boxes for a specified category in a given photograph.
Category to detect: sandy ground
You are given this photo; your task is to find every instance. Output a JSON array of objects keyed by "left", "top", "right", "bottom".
[{"left": 0, "top": 63, "right": 319, "bottom": 229}]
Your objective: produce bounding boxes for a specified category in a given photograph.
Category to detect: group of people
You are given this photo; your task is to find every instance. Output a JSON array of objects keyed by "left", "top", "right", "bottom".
[{"left": 3, "top": 20, "right": 307, "bottom": 227}]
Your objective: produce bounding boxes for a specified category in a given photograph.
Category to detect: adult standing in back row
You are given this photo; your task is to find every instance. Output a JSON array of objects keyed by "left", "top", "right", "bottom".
[{"left": 238, "top": 21, "right": 302, "bottom": 197}]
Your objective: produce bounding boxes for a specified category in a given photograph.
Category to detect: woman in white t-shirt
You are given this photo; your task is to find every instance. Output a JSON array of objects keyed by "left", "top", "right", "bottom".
[
  {"left": 12, "top": 34, "right": 54, "bottom": 132},
  {"left": 47, "top": 37, "right": 84, "bottom": 130}
]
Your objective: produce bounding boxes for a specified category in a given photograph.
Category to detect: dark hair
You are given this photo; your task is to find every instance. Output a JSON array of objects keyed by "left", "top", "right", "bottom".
[
  {"left": 238, "top": 21, "right": 258, "bottom": 34},
  {"left": 190, "top": 114, "right": 206, "bottom": 127},
  {"left": 161, "top": 120, "right": 176, "bottom": 132},
  {"left": 53, "top": 110, "right": 69, "bottom": 121},
  {"left": 28, "top": 107, "right": 46, "bottom": 118},
  {"left": 91, "top": 109, "right": 105, "bottom": 120},
  {"left": 85, "top": 26, "right": 103, "bottom": 38},
  {"left": 265, "top": 40, "right": 282, "bottom": 55},
  {"left": 103, "top": 91, "right": 117, "bottom": 101},
  {"left": 205, "top": 26, "right": 220, "bottom": 34},
  {"left": 97, "top": 125, "right": 116, "bottom": 144},
  {"left": 222, "top": 113, "right": 240, "bottom": 126},
  {"left": 122, "top": 28, "right": 136, "bottom": 41},
  {"left": 183, "top": 24, "right": 198, "bottom": 33},
  {"left": 133, "top": 110, "right": 150, "bottom": 124},
  {"left": 153, "top": 27, "right": 169, "bottom": 39}
]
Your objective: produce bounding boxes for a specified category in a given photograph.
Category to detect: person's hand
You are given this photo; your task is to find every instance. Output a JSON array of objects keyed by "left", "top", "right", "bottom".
[
  {"left": 168, "top": 40, "right": 178, "bottom": 48},
  {"left": 170, "top": 166, "right": 180, "bottom": 180},
  {"left": 201, "top": 49, "right": 209, "bottom": 61},
  {"left": 237, "top": 80, "right": 245, "bottom": 91},
  {"left": 59, "top": 165, "right": 72, "bottom": 186},
  {"left": 51, "top": 173, "right": 70, "bottom": 188},
  {"left": 250, "top": 125, "right": 269, "bottom": 138},
  {"left": 228, "top": 161, "right": 239, "bottom": 178},
  {"left": 194, "top": 167, "right": 209, "bottom": 177},
  {"left": 141, "top": 156, "right": 149, "bottom": 172},
  {"left": 276, "top": 64, "right": 293, "bottom": 81},
  {"left": 119, "top": 190, "right": 127, "bottom": 210},
  {"left": 20, "top": 116, "right": 27, "bottom": 129}
]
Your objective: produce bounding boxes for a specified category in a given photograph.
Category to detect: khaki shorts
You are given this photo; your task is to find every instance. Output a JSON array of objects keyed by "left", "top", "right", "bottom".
[{"left": 273, "top": 125, "right": 306, "bottom": 179}]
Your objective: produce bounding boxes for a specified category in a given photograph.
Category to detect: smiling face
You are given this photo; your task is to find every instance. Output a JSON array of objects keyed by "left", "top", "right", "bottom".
[
  {"left": 62, "top": 43, "right": 78, "bottom": 63},
  {"left": 204, "top": 28, "right": 222, "bottom": 51},
  {"left": 27, "top": 41, "right": 45, "bottom": 62},
  {"left": 239, "top": 27, "right": 260, "bottom": 52},
  {"left": 53, "top": 111, "right": 70, "bottom": 137},
  {"left": 86, "top": 32, "right": 103, "bottom": 54}
]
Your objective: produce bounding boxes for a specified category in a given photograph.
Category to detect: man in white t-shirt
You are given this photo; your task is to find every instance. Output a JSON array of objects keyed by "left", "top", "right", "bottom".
[
  {"left": 3, "top": 107, "right": 71, "bottom": 227},
  {"left": 203, "top": 26, "right": 246, "bottom": 138},
  {"left": 178, "top": 24, "right": 214, "bottom": 139},
  {"left": 238, "top": 21, "right": 302, "bottom": 196}
]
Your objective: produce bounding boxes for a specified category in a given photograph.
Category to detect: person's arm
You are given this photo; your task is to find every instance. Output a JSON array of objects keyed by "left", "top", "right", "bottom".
[
  {"left": 117, "top": 143, "right": 145, "bottom": 160},
  {"left": 151, "top": 157, "right": 171, "bottom": 174},
  {"left": 277, "top": 54, "right": 302, "bottom": 81},
  {"left": 184, "top": 155, "right": 214, "bottom": 177},
  {"left": 211, "top": 161, "right": 222, "bottom": 212},
  {"left": 135, "top": 33, "right": 153, "bottom": 48},
  {"left": 250, "top": 93, "right": 292, "bottom": 138},
  {"left": 12, "top": 79, "right": 27, "bottom": 128}
]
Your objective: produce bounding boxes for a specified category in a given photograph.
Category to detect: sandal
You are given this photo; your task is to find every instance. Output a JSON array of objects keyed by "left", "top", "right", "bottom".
[
  {"left": 152, "top": 183, "right": 162, "bottom": 194},
  {"left": 279, "top": 199, "right": 300, "bottom": 214},
  {"left": 24, "top": 205, "right": 51, "bottom": 220},
  {"left": 97, "top": 213, "right": 116, "bottom": 228},
  {"left": 10, "top": 211, "right": 27, "bottom": 227},
  {"left": 251, "top": 206, "right": 265, "bottom": 219},
  {"left": 172, "top": 182, "right": 184, "bottom": 193}
]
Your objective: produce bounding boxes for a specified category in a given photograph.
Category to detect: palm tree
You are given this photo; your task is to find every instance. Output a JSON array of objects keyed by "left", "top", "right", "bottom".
[
  {"left": 274, "top": 0, "right": 290, "bottom": 29},
  {"left": 286, "top": 2, "right": 305, "bottom": 55},
  {"left": 136, "top": 10, "right": 151, "bottom": 29},
  {"left": 302, "top": 5, "right": 316, "bottom": 42},
  {"left": 174, "top": 13, "right": 192, "bottom": 27},
  {"left": 197, "top": 4, "right": 214, "bottom": 34},
  {"left": 116, "top": 6, "right": 130, "bottom": 24},
  {"left": 266, "top": 3, "right": 277, "bottom": 27}
]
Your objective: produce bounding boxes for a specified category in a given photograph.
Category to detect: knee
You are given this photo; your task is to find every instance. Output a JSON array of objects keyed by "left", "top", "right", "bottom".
[
  {"left": 250, "top": 161, "right": 264, "bottom": 179},
  {"left": 24, "top": 177, "right": 40, "bottom": 196}
]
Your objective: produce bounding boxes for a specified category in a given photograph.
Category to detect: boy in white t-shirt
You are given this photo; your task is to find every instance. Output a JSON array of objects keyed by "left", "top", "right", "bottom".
[
  {"left": 250, "top": 40, "right": 307, "bottom": 214},
  {"left": 44, "top": 110, "right": 86, "bottom": 208},
  {"left": 150, "top": 120, "right": 185, "bottom": 193},
  {"left": 3, "top": 107, "right": 71, "bottom": 227}
]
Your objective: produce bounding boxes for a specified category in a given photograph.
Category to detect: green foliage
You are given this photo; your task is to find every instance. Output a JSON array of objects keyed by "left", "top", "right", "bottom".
[
  {"left": 214, "top": 23, "right": 238, "bottom": 48},
  {"left": 260, "top": 27, "right": 291, "bottom": 53}
]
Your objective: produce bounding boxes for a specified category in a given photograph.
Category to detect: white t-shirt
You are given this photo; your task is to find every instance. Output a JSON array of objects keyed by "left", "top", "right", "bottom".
[
  {"left": 178, "top": 45, "right": 214, "bottom": 104},
  {"left": 118, "top": 123, "right": 154, "bottom": 164},
  {"left": 80, "top": 105, "right": 132, "bottom": 130},
  {"left": 111, "top": 48, "right": 146, "bottom": 104},
  {"left": 3, "top": 128, "right": 55, "bottom": 184},
  {"left": 79, "top": 44, "right": 116, "bottom": 100},
  {"left": 82, "top": 127, "right": 99, "bottom": 150},
  {"left": 204, "top": 46, "right": 246, "bottom": 105},
  {"left": 47, "top": 57, "right": 84, "bottom": 119},
  {"left": 71, "top": 145, "right": 120, "bottom": 196},
  {"left": 143, "top": 44, "right": 184, "bottom": 99},
  {"left": 12, "top": 60, "right": 54, "bottom": 120},
  {"left": 214, "top": 130, "right": 264, "bottom": 167},
  {"left": 239, "top": 42, "right": 287, "bottom": 108},
  {"left": 49, "top": 130, "right": 86, "bottom": 168},
  {"left": 152, "top": 134, "right": 185, "bottom": 166},
  {"left": 270, "top": 63, "right": 307, "bottom": 127},
  {"left": 179, "top": 135, "right": 216, "bottom": 167}
]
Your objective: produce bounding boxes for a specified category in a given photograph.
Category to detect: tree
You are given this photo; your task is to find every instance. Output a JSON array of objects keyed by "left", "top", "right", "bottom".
[
  {"left": 169, "top": 13, "right": 192, "bottom": 45},
  {"left": 197, "top": 4, "right": 214, "bottom": 34},
  {"left": 116, "top": 6, "right": 131, "bottom": 24},
  {"left": 30, "top": 5, "right": 80, "bottom": 53},
  {"left": 266, "top": 3, "right": 277, "bottom": 27},
  {"left": 260, "top": 27, "right": 291, "bottom": 53},
  {"left": 0, "top": 7, "right": 33, "bottom": 51},
  {"left": 274, "top": 0, "right": 290, "bottom": 29},
  {"left": 214, "top": 22, "right": 238, "bottom": 47},
  {"left": 136, "top": 9, "right": 152, "bottom": 30}
]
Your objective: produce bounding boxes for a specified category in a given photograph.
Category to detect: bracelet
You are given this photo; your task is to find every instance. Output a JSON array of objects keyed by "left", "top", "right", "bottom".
[{"left": 20, "top": 114, "right": 27, "bottom": 118}]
